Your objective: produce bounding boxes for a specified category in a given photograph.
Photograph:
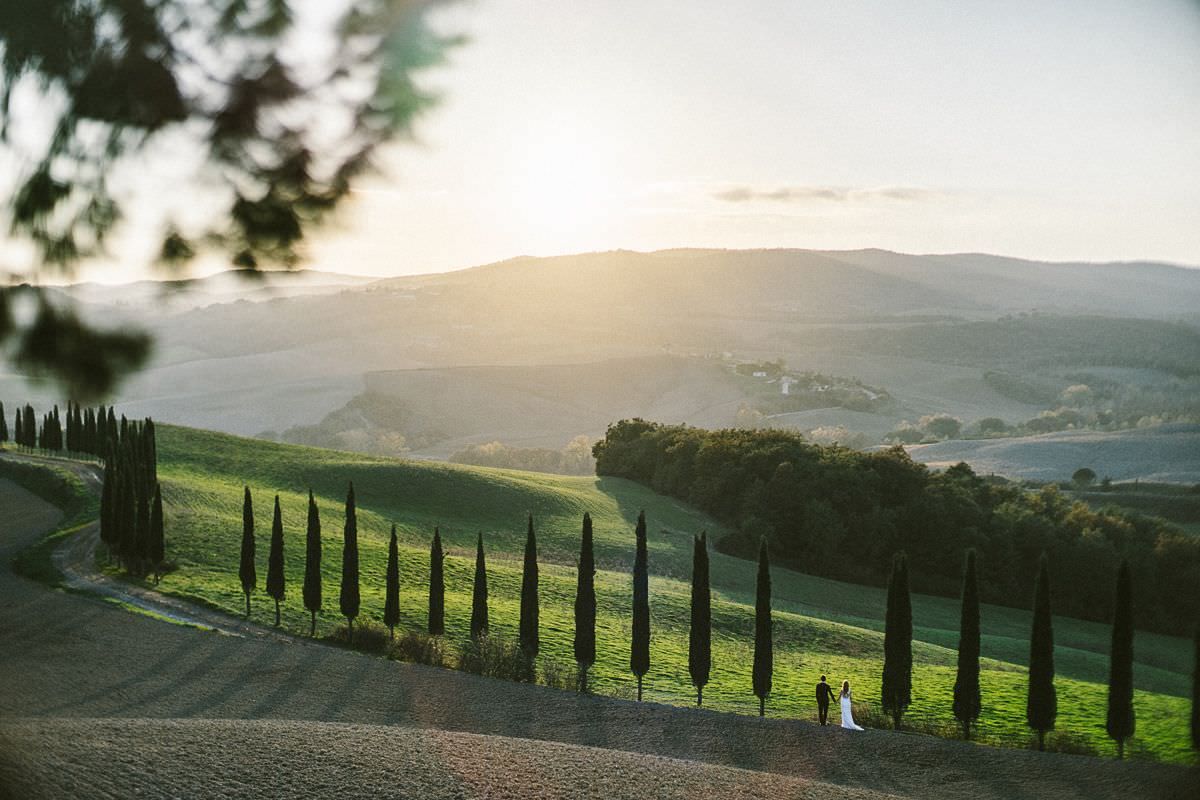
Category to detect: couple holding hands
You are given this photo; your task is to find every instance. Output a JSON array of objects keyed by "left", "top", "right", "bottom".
[{"left": 816, "top": 675, "right": 864, "bottom": 731}]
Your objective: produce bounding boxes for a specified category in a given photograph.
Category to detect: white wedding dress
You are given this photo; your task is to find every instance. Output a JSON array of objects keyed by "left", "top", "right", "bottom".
[{"left": 840, "top": 692, "right": 864, "bottom": 730}]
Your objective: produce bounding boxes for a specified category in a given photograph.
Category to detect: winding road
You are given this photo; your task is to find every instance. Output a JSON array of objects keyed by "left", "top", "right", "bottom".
[{"left": 0, "top": 454, "right": 1196, "bottom": 799}]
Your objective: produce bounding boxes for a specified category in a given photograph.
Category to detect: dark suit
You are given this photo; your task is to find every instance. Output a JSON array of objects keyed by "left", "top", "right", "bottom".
[{"left": 816, "top": 680, "right": 835, "bottom": 725}]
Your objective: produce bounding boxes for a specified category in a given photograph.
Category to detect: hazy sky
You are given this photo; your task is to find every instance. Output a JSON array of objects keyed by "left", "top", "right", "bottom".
[{"left": 43, "top": 0, "right": 1200, "bottom": 280}]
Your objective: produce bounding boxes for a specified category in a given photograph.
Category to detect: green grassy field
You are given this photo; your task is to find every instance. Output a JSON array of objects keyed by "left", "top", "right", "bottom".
[{"left": 147, "top": 425, "right": 1195, "bottom": 763}]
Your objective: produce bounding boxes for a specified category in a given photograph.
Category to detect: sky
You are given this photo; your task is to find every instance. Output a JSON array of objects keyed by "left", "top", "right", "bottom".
[{"left": 14, "top": 0, "right": 1200, "bottom": 282}]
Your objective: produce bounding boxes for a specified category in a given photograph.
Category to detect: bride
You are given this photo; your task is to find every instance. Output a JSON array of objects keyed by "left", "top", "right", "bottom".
[{"left": 839, "top": 680, "right": 864, "bottom": 730}]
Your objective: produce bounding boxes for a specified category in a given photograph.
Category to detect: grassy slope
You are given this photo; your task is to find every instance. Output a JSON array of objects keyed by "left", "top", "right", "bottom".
[{"left": 151, "top": 425, "right": 1194, "bottom": 763}]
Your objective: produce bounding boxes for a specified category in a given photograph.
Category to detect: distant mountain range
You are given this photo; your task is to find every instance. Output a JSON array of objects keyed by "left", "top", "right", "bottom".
[{"left": 5, "top": 249, "right": 1198, "bottom": 467}]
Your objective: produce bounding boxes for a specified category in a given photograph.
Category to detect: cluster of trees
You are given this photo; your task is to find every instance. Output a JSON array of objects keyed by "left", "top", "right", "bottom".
[
  {"left": 1, "top": 400, "right": 164, "bottom": 579},
  {"left": 449, "top": 436, "right": 596, "bottom": 476},
  {"left": 591, "top": 420, "right": 1200, "bottom": 635},
  {"left": 233, "top": 483, "right": 1194, "bottom": 757},
  {"left": 99, "top": 418, "right": 165, "bottom": 580},
  {"left": 1, "top": 401, "right": 117, "bottom": 458}
]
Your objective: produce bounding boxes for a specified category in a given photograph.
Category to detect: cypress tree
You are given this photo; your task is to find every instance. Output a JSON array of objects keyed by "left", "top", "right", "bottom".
[
  {"left": 144, "top": 418, "right": 157, "bottom": 489},
  {"left": 752, "top": 537, "right": 773, "bottom": 717},
  {"left": 573, "top": 513, "right": 596, "bottom": 690},
  {"left": 881, "top": 552, "right": 913, "bottom": 730},
  {"left": 1027, "top": 554, "right": 1057, "bottom": 751},
  {"left": 470, "top": 531, "right": 489, "bottom": 640},
  {"left": 689, "top": 531, "right": 711, "bottom": 706},
  {"left": 239, "top": 486, "right": 256, "bottom": 617},
  {"left": 83, "top": 407, "right": 96, "bottom": 455},
  {"left": 0, "top": 401, "right": 8, "bottom": 444},
  {"left": 118, "top": 464, "right": 137, "bottom": 569},
  {"left": 384, "top": 524, "right": 400, "bottom": 639},
  {"left": 428, "top": 526, "right": 444, "bottom": 636},
  {"left": 303, "top": 490, "right": 322, "bottom": 636},
  {"left": 13, "top": 403, "right": 22, "bottom": 448},
  {"left": 149, "top": 482, "right": 164, "bottom": 583},
  {"left": 266, "top": 494, "right": 285, "bottom": 626},
  {"left": 340, "top": 483, "right": 360, "bottom": 638},
  {"left": 99, "top": 457, "right": 115, "bottom": 557},
  {"left": 519, "top": 513, "right": 539, "bottom": 660},
  {"left": 23, "top": 404, "right": 35, "bottom": 448},
  {"left": 953, "top": 549, "right": 982, "bottom": 739},
  {"left": 134, "top": 480, "right": 150, "bottom": 575},
  {"left": 1106, "top": 560, "right": 1135, "bottom": 758},
  {"left": 631, "top": 510, "right": 650, "bottom": 702}
]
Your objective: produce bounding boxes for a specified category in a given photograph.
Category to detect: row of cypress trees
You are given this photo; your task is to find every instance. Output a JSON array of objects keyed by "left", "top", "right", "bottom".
[
  {"left": 234, "top": 487, "right": 772, "bottom": 715},
  {"left": 98, "top": 417, "right": 164, "bottom": 579},
  {"left": 1, "top": 401, "right": 118, "bottom": 458},
  {"left": 934, "top": 550, "right": 1140, "bottom": 757},
  {"left": 233, "top": 484, "right": 1195, "bottom": 756}
]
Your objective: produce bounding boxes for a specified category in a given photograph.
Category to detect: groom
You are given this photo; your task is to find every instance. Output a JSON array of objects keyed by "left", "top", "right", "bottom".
[{"left": 815, "top": 675, "right": 835, "bottom": 725}]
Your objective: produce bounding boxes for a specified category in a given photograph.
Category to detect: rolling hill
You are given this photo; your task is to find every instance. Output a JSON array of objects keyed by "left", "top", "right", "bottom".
[
  {"left": 6, "top": 249, "right": 1198, "bottom": 478},
  {"left": 907, "top": 424, "right": 1200, "bottom": 484},
  {"left": 142, "top": 424, "right": 1195, "bottom": 762}
]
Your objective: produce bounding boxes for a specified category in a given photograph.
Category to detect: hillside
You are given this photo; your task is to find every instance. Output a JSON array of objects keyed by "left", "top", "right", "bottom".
[
  {"left": 145, "top": 425, "right": 1195, "bottom": 762},
  {"left": 907, "top": 424, "right": 1200, "bottom": 484},
  {"left": 3, "top": 470, "right": 1197, "bottom": 799},
  {"left": 5, "top": 250, "right": 1198, "bottom": 490}
]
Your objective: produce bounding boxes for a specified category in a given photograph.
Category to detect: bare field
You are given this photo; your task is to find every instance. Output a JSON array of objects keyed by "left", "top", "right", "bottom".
[
  {"left": 906, "top": 424, "right": 1200, "bottom": 484},
  {"left": 2, "top": 472, "right": 1198, "bottom": 799},
  {"left": 0, "top": 718, "right": 897, "bottom": 800}
]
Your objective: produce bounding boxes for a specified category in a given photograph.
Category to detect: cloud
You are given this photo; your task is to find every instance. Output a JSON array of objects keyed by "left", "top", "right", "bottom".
[{"left": 711, "top": 185, "right": 944, "bottom": 204}]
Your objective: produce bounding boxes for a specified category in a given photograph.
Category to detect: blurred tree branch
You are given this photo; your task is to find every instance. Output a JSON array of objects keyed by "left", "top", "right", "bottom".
[{"left": 0, "top": 0, "right": 456, "bottom": 399}]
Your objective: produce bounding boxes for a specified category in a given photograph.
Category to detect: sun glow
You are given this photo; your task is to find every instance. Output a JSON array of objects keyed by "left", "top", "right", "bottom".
[{"left": 505, "top": 114, "right": 621, "bottom": 250}]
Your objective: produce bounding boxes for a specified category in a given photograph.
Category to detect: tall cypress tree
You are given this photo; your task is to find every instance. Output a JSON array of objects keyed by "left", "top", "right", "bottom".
[
  {"left": 1106, "top": 560, "right": 1135, "bottom": 758},
  {"left": 573, "top": 513, "right": 596, "bottom": 691},
  {"left": 12, "top": 403, "right": 21, "bottom": 448},
  {"left": 881, "top": 552, "right": 913, "bottom": 730},
  {"left": 470, "top": 531, "right": 489, "bottom": 640},
  {"left": 99, "top": 456, "right": 115, "bottom": 557},
  {"left": 340, "top": 482, "right": 360, "bottom": 638},
  {"left": 118, "top": 464, "right": 136, "bottom": 570},
  {"left": 144, "top": 418, "right": 157, "bottom": 490},
  {"left": 149, "top": 482, "right": 164, "bottom": 583},
  {"left": 753, "top": 536, "right": 773, "bottom": 717},
  {"left": 303, "top": 490, "right": 322, "bottom": 636},
  {"left": 1027, "top": 553, "right": 1057, "bottom": 751},
  {"left": 631, "top": 510, "right": 650, "bottom": 702},
  {"left": 689, "top": 531, "right": 711, "bottom": 706},
  {"left": 0, "top": 401, "right": 8, "bottom": 444},
  {"left": 266, "top": 495, "right": 285, "bottom": 626},
  {"left": 428, "top": 526, "right": 445, "bottom": 636},
  {"left": 239, "top": 486, "right": 256, "bottom": 617},
  {"left": 23, "top": 404, "right": 35, "bottom": 449},
  {"left": 383, "top": 523, "right": 400, "bottom": 639},
  {"left": 134, "top": 480, "right": 150, "bottom": 575},
  {"left": 953, "top": 549, "right": 982, "bottom": 739},
  {"left": 519, "top": 513, "right": 539, "bottom": 660}
]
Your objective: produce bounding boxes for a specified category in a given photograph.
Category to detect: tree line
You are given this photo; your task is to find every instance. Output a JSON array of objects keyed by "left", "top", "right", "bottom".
[
  {"left": 590, "top": 419, "right": 1200, "bottom": 636},
  {"left": 1, "top": 401, "right": 117, "bottom": 458},
  {"left": 1, "top": 401, "right": 166, "bottom": 581},
  {"left": 236, "top": 485, "right": 1193, "bottom": 757}
]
